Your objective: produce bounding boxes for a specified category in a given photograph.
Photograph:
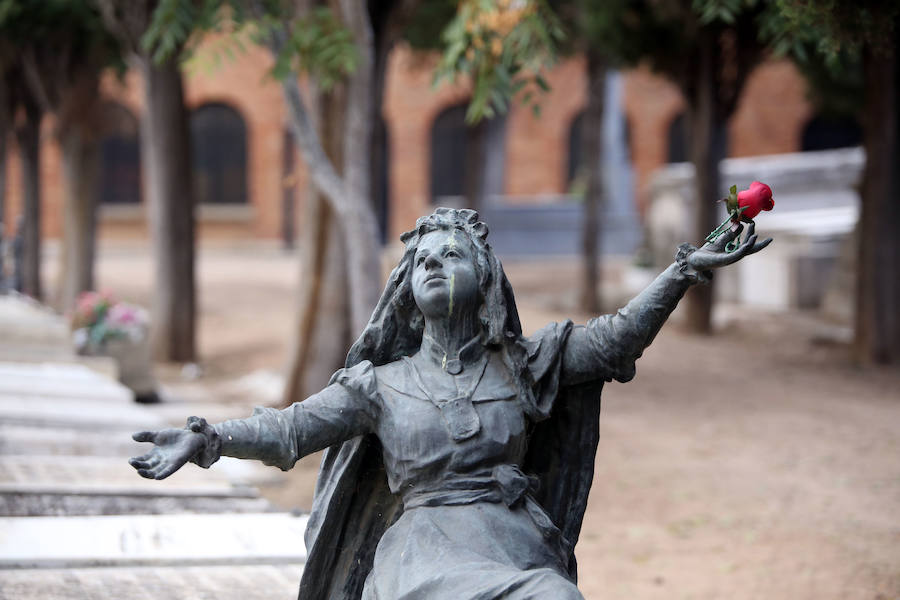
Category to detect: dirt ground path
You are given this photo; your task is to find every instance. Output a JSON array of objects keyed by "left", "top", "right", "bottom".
[{"left": 93, "top": 242, "right": 900, "bottom": 600}]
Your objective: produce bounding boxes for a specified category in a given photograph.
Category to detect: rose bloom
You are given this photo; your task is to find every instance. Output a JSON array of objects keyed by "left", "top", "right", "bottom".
[{"left": 737, "top": 181, "right": 774, "bottom": 220}]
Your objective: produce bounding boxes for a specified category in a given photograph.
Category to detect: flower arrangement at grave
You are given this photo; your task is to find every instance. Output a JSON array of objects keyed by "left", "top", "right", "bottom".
[
  {"left": 70, "top": 291, "right": 149, "bottom": 350},
  {"left": 70, "top": 291, "right": 158, "bottom": 403}
]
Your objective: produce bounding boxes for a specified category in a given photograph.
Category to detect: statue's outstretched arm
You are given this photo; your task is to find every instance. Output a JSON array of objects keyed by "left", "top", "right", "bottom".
[
  {"left": 130, "top": 364, "right": 380, "bottom": 479},
  {"left": 561, "top": 223, "right": 770, "bottom": 386}
]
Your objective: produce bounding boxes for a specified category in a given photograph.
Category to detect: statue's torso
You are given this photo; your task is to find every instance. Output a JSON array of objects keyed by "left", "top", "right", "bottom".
[{"left": 373, "top": 351, "right": 529, "bottom": 498}]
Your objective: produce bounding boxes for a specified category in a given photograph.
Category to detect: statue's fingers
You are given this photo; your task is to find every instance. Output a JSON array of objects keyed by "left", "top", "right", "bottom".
[
  {"left": 154, "top": 462, "right": 182, "bottom": 480},
  {"left": 744, "top": 221, "right": 756, "bottom": 241},
  {"left": 129, "top": 457, "right": 153, "bottom": 470},
  {"left": 131, "top": 454, "right": 162, "bottom": 470},
  {"left": 714, "top": 223, "right": 743, "bottom": 251},
  {"left": 136, "top": 468, "right": 156, "bottom": 479},
  {"left": 709, "top": 233, "right": 756, "bottom": 267},
  {"left": 133, "top": 431, "right": 155, "bottom": 443},
  {"left": 749, "top": 237, "right": 773, "bottom": 254},
  {"left": 733, "top": 234, "right": 758, "bottom": 259},
  {"left": 128, "top": 446, "right": 157, "bottom": 463}
]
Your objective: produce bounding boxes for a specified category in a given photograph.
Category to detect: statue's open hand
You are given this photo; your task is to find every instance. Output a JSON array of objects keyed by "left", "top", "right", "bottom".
[
  {"left": 687, "top": 222, "right": 772, "bottom": 272},
  {"left": 129, "top": 428, "right": 206, "bottom": 480}
]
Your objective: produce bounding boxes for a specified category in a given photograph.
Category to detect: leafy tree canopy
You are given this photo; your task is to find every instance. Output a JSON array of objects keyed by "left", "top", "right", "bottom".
[
  {"left": 142, "top": 0, "right": 357, "bottom": 91},
  {"left": 0, "top": 0, "right": 125, "bottom": 123},
  {"left": 434, "top": 0, "right": 564, "bottom": 121}
]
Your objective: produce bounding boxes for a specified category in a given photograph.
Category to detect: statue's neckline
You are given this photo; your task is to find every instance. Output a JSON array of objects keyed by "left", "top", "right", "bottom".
[
  {"left": 420, "top": 333, "right": 485, "bottom": 375},
  {"left": 404, "top": 353, "right": 489, "bottom": 442}
]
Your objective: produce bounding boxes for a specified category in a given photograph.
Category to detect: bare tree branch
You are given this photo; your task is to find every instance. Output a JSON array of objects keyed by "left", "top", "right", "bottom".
[
  {"left": 250, "top": 0, "right": 382, "bottom": 331},
  {"left": 94, "top": 0, "right": 150, "bottom": 52},
  {"left": 250, "top": 0, "right": 348, "bottom": 216}
]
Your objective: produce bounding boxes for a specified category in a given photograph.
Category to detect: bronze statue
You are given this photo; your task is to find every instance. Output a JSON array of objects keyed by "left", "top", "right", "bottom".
[{"left": 130, "top": 207, "right": 770, "bottom": 599}]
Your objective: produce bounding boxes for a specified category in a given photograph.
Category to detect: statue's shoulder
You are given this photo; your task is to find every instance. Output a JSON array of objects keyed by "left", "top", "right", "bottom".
[
  {"left": 372, "top": 357, "right": 419, "bottom": 398},
  {"left": 372, "top": 358, "right": 407, "bottom": 379}
]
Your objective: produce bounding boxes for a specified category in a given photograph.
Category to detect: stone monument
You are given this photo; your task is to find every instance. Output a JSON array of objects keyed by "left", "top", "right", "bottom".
[{"left": 131, "top": 206, "right": 771, "bottom": 599}]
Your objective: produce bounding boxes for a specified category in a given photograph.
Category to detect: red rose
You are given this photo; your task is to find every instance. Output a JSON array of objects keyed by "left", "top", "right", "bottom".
[{"left": 737, "top": 181, "right": 774, "bottom": 221}]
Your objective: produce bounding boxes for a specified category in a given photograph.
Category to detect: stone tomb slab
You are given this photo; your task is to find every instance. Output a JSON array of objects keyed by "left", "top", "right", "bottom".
[
  {"left": 0, "top": 563, "right": 304, "bottom": 600},
  {"left": 0, "top": 512, "right": 309, "bottom": 568},
  {"left": 0, "top": 424, "right": 142, "bottom": 457},
  {"left": 0, "top": 394, "right": 165, "bottom": 430},
  {"left": 0, "top": 455, "right": 258, "bottom": 497},
  {"left": 0, "top": 362, "right": 131, "bottom": 402},
  {"left": 0, "top": 490, "right": 275, "bottom": 517}
]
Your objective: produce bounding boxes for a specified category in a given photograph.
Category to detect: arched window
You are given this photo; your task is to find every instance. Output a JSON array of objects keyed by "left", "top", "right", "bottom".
[
  {"left": 567, "top": 109, "right": 634, "bottom": 188},
  {"left": 429, "top": 103, "right": 506, "bottom": 207},
  {"left": 667, "top": 112, "right": 729, "bottom": 163},
  {"left": 98, "top": 102, "right": 141, "bottom": 204},
  {"left": 801, "top": 115, "right": 862, "bottom": 151},
  {"left": 190, "top": 103, "right": 247, "bottom": 204}
]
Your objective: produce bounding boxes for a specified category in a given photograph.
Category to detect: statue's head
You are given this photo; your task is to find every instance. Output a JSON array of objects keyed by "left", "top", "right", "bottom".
[{"left": 346, "top": 208, "right": 522, "bottom": 368}]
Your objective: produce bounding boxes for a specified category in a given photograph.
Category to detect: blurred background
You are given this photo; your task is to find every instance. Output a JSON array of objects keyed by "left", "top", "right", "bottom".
[{"left": 0, "top": 1, "right": 897, "bottom": 599}]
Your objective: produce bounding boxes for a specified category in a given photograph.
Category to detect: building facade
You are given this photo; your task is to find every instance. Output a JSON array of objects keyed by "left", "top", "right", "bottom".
[{"left": 3, "top": 40, "right": 826, "bottom": 245}]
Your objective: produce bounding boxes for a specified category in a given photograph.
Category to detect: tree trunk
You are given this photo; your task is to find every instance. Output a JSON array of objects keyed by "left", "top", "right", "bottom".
[
  {"left": 855, "top": 35, "right": 900, "bottom": 364},
  {"left": 282, "top": 84, "right": 353, "bottom": 405},
  {"left": 464, "top": 122, "right": 487, "bottom": 211},
  {"left": 140, "top": 57, "right": 195, "bottom": 362},
  {"left": 282, "top": 129, "right": 296, "bottom": 250},
  {"left": 0, "top": 128, "right": 7, "bottom": 229},
  {"left": 339, "top": 0, "right": 382, "bottom": 335},
  {"left": 14, "top": 99, "right": 42, "bottom": 300},
  {"left": 0, "top": 80, "right": 8, "bottom": 230},
  {"left": 579, "top": 49, "right": 606, "bottom": 313},
  {"left": 57, "top": 125, "right": 99, "bottom": 310},
  {"left": 282, "top": 187, "right": 351, "bottom": 404},
  {"left": 684, "top": 31, "right": 720, "bottom": 334},
  {"left": 281, "top": 0, "right": 411, "bottom": 405},
  {"left": 370, "top": 25, "right": 391, "bottom": 243}
]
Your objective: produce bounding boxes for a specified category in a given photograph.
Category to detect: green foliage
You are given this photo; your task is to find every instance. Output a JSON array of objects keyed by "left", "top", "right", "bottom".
[
  {"left": 142, "top": 0, "right": 243, "bottom": 64},
  {"left": 693, "top": 0, "right": 759, "bottom": 26},
  {"left": 260, "top": 8, "right": 358, "bottom": 89},
  {"left": 183, "top": 21, "right": 251, "bottom": 77},
  {"left": 403, "top": 0, "right": 458, "bottom": 51},
  {"left": 757, "top": 0, "right": 876, "bottom": 118},
  {"left": 435, "top": 0, "right": 564, "bottom": 122},
  {"left": 142, "top": 0, "right": 357, "bottom": 90},
  {"left": 0, "top": 0, "right": 125, "bottom": 79},
  {"left": 772, "top": 0, "right": 898, "bottom": 58},
  {"left": 573, "top": 0, "right": 692, "bottom": 68}
]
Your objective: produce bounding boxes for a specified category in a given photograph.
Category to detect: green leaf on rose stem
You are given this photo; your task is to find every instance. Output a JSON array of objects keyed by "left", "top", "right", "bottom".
[{"left": 726, "top": 184, "right": 739, "bottom": 213}]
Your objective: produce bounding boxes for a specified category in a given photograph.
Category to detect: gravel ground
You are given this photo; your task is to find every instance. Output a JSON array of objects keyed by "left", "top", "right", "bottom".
[{"left": 89, "top": 241, "right": 900, "bottom": 600}]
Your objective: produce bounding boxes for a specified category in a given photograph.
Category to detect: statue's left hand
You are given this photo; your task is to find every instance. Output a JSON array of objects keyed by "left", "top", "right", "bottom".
[
  {"left": 687, "top": 222, "right": 772, "bottom": 272},
  {"left": 129, "top": 428, "right": 206, "bottom": 480}
]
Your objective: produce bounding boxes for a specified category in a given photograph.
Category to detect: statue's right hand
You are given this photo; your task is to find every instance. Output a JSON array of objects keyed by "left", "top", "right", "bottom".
[{"left": 129, "top": 428, "right": 206, "bottom": 480}]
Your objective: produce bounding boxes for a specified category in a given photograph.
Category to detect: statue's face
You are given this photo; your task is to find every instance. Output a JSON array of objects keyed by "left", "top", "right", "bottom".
[{"left": 411, "top": 229, "right": 480, "bottom": 319}]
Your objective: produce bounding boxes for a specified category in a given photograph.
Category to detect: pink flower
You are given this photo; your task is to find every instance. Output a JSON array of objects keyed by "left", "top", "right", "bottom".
[{"left": 737, "top": 181, "right": 775, "bottom": 221}]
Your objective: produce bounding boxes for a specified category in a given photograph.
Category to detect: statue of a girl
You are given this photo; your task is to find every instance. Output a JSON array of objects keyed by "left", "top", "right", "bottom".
[{"left": 130, "top": 207, "right": 770, "bottom": 599}]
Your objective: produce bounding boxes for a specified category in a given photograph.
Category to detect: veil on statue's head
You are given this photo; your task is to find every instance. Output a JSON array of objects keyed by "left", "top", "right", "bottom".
[{"left": 346, "top": 207, "right": 523, "bottom": 369}]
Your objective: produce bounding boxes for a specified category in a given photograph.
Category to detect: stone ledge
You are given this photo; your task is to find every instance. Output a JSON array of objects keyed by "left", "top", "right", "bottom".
[{"left": 0, "top": 512, "right": 308, "bottom": 569}]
